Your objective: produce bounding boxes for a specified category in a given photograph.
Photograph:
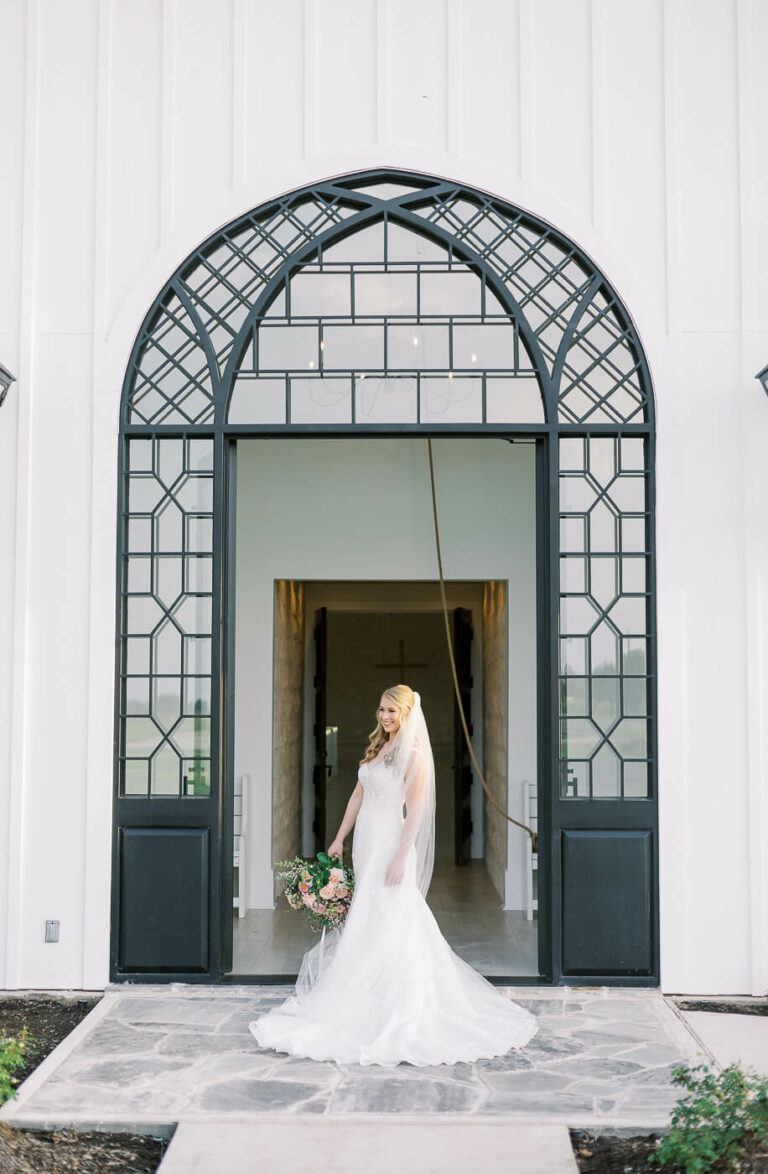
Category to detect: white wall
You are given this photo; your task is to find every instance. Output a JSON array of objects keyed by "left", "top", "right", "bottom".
[
  {"left": 235, "top": 438, "right": 537, "bottom": 909},
  {"left": 1, "top": 0, "right": 767, "bottom": 991}
]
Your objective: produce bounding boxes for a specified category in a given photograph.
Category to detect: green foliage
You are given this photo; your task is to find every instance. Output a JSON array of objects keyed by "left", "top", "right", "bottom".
[
  {"left": 275, "top": 853, "right": 355, "bottom": 933},
  {"left": 650, "top": 1061, "right": 768, "bottom": 1172},
  {"left": 0, "top": 1027, "right": 32, "bottom": 1105}
]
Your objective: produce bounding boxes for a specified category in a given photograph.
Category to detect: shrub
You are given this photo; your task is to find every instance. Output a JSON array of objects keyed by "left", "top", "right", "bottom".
[
  {"left": 0, "top": 1028, "right": 32, "bottom": 1105},
  {"left": 651, "top": 1061, "right": 768, "bottom": 1172}
]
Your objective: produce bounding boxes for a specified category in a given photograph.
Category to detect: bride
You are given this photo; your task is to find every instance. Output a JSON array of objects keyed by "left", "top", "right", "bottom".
[{"left": 249, "top": 684, "right": 537, "bottom": 1066}]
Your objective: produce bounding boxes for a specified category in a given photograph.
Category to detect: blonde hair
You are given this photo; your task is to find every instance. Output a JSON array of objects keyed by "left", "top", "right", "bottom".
[{"left": 360, "top": 684, "right": 416, "bottom": 764}]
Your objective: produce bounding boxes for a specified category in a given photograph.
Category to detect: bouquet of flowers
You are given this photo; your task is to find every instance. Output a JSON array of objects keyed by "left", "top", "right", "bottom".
[{"left": 275, "top": 852, "right": 355, "bottom": 933}]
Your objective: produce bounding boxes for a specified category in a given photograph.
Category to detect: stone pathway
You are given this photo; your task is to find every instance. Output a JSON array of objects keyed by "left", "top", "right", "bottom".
[{"left": 1, "top": 985, "right": 702, "bottom": 1134}]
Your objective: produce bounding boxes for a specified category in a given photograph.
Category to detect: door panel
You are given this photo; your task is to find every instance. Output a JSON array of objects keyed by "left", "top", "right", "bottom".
[
  {"left": 312, "top": 607, "right": 328, "bottom": 855},
  {"left": 453, "top": 607, "right": 474, "bottom": 867},
  {"left": 561, "top": 828, "right": 653, "bottom": 975},
  {"left": 119, "top": 826, "right": 210, "bottom": 972}
]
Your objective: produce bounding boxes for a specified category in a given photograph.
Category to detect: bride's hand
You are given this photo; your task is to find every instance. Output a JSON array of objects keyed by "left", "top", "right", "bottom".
[
  {"left": 326, "top": 838, "right": 344, "bottom": 860},
  {"left": 386, "top": 856, "right": 405, "bottom": 886}
]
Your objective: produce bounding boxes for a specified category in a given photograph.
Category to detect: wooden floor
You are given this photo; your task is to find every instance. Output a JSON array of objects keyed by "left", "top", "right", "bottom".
[{"left": 231, "top": 860, "right": 538, "bottom": 977}]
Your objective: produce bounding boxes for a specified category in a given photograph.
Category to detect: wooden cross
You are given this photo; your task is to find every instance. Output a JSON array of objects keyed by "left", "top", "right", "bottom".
[{"left": 375, "top": 638, "right": 428, "bottom": 678}]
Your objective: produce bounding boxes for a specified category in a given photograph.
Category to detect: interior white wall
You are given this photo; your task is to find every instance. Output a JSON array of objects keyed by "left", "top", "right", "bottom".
[
  {"left": 235, "top": 439, "right": 537, "bottom": 910},
  {"left": 1, "top": 0, "right": 766, "bottom": 991}
]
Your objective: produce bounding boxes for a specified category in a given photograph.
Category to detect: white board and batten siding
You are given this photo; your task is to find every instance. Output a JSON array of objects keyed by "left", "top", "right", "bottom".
[{"left": 0, "top": 0, "right": 767, "bottom": 994}]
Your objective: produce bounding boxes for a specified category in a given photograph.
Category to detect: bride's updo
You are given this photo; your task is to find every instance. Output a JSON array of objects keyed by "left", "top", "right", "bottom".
[{"left": 361, "top": 684, "right": 415, "bottom": 764}]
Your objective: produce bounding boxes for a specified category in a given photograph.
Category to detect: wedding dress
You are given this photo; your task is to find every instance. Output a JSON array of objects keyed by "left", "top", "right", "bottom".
[{"left": 249, "top": 697, "right": 537, "bottom": 1067}]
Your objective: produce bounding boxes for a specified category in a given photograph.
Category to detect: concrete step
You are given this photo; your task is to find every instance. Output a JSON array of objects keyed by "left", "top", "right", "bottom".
[{"left": 157, "top": 1116, "right": 579, "bottom": 1173}]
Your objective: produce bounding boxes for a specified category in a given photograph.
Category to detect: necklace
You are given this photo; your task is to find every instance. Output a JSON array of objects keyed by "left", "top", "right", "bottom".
[{"left": 382, "top": 737, "right": 399, "bottom": 767}]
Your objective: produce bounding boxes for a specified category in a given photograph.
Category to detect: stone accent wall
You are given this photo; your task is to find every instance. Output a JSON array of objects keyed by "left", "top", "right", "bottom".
[
  {"left": 272, "top": 580, "right": 304, "bottom": 898},
  {"left": 482, "top": 581, "right": 508, "bottom": 902}
]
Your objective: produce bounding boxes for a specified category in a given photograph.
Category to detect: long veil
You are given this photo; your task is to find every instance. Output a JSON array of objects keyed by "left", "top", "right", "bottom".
[{"left": 295, "top": 691, "right": 436, "bottom": 997}]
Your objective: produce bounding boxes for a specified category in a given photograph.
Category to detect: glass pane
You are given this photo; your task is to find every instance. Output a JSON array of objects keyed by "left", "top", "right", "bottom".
[
  {"left": 185, "top": 556, "right": 213, "bottom": 594},
  {"left": 258, "top": 324, "right": 318, "bottom": 370},
  {"left": 355, "top": 375, "right": 417, "bottom": 424},
  {"left": 290, "top": 377, "right": 352, "bottom": 424},
  {"left": 560, "top": 516, "right": 586, "bottom": 553},
  {"left": 421, "top": 377, "right": 482, "bottom": 423},
  {"left": 560, "top": 595, "right": 599, "bottom": 635},
  {"left": 419, "top": 270, "right": 480, "bottom": 315},
  {"left": 173, "top": 595, "right": 213, "bottom": 635},
  {"left": 592, "top": 678, "right": 620, "bottom": 733},
  {"left": 589, "top": 557, "right": 619, "bottom": 608},
  {"left": 623, "top": 677, "right": 648, "bottom": 716},
  {"left": 185, "top": 636, "right": 211, "bottom": 675},
  {"left": 559, "top": 437, "right": 587, "bottom": 471},
  {"left": 386, "top": 222, "right": 447, "bottom": 262},
  {"left": 560, "top": 556, "right": 586, "bottom": 593},
  {"left": 563, "top": 678, "right": 588, "bottom": 716},
  {"left": 123, "top": 759, "right": 149, "bottom": 796},
  {"left": 486, "top": 376, "right": 544, "bottom": 423},
  {"left": 151, "top": 743, "right": 180, "bottom": 795},
  {"left": 622, "top": 637, "right": 647, "bottom": 675},
  {"left": 152, "top": 678, "right": 181, "bottom": 732},
  {"left": 588, "top": 501, "right": 619, "bottom": 552},
  {"left": 186, "top": 516, "right": 213, "bottom": 553},
  {"left": 608, "top": 596, "right": 647, "bottom": 634},
  {"left": 453, "top": 322, "right": 516, "bottom": 369},
  {"left": 187, "top": 437, "right": 214, "bottom": 472},
  {"left": 184, "top": 676, "right": 212, "bottom": 716},
  {"left": 560, "top": 637, "right": 587, "bottom": 675},
  {"left": 611, "top": 719, "right": 647, "bottom": 757},
  {"left": 354, "top": 272, "right": 416, "bottom": 315},
  {"left": 608, "top": 475, "right": 646, "bottom": 513},
  {"left": 127, "top": 558, "right": 151, "bottom": 593},
  {"left": 125, "top": 716, "right": 161, "bottom": 757},
  {"left": 126, "top": 637, "right": 150, "bottom": 675},
  {"left": 388, "top": 324, "right": 448, "bottom": 369},
  {"left": 154, "top": 556, "right": 183, "bottom": 609},
  {"left": 592, "top": 744, "right": 621, "bottom": 797},
  {"left": 621, "top": 556, "right": 646, "bottom": 593},
  {"left": 158, "top": 438, "right": 184, "bottom": 488},
  {"left": 153, "top": 621, "right": 182, "bottom": 674},
  {"left": 321, "top": 222, "right": 384, "bottom": 262},
  {"left": 126, "top": 596, "right": 164, "bottom": 635},
  {"left": 322, "top": 325, "right": 383, "bottom": 369},
  {"left": 560, "top": 476, "right": 598, "bottom": 512},
  {"left": 171, "top": 716, "right": 211, "bottom": 757},
  {"left": 561, "top": 718, "right": 601, "bottom": 757},
  {"left": 561, "top": 761, "right": 588, "bottom": 798},
  {"left": 155, "top": 499, "right": 183, "bottom": 551},
  {"left": 621, "top": 516, "right": 646, "bottom": 552},
  {"left": 623, "top": 761, "right": 649, "bottom": 797},
  {"left": 182, "top": 758, "right": 211, "bottom": 796},
  {"left": 587, "top": 437, "right": 616, "bottom": 486},
  {"left": 129, "top": 475, "right": 164, "bottom": 513},
  {"left": 175, "top": 475, "right": 214, "bottom": 512},
  {"left": 127, "top": 518, "right": 152, "bottom": 553},
  {"left": 128, "top": 438, "right": 153, "bottom": 472},
  {"left": 591, "top": 622, "right": 620, "bottom": 674},
  {"left": 620, "top": 436, "right": 646, "bottom": 471},
  {"left": 290, "top": 271, "right": 350, "bottom": 316},
  {"left": 125, "top": 676, "right": 150, "bottom": 715}
]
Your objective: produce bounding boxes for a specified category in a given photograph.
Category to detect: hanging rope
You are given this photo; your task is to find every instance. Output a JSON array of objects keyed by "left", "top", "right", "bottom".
[{"left": 427, "top": 439, "right": 538, "bottom": 854}]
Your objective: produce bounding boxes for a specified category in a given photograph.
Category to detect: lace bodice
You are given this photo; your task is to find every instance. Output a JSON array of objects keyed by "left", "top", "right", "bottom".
[{"left": 358, "top": 758, "right": 407, "bottom": 810}]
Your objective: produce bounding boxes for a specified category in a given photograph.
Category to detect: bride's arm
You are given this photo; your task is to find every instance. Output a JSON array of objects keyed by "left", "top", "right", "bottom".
[
  {"left": 326, "top": 779, "right": 364, "bottom": 859},
  {"left": 385, "top": 751, "right": 426, "bottom": 886}
]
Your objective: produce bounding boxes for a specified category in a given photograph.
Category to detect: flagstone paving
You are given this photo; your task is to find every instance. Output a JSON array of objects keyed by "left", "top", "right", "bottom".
[{"left": 1, "top": 985, "right": 704, "bottom": 1133}]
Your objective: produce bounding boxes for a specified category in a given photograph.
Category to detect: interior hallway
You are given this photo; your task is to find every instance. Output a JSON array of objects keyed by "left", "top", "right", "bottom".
[{"left": 232, "top": 861, "right": 538, "bottom": 978}]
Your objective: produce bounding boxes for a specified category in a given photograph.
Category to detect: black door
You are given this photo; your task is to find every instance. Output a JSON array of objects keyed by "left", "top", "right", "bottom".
[
  {"left": 453, "top": 607, "right": 474, "bottom": 866},
  {"left": 312, "top": 607, "right": 328, "bottom": 855}
]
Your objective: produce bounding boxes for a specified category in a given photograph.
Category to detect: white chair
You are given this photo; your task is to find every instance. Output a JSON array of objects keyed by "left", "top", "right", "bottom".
[
  {"left": 523, "top": 780, "right": 538, "bottom": 921},
  {"left": 233, "top": 774, "right": 249, "bottom": 918}
]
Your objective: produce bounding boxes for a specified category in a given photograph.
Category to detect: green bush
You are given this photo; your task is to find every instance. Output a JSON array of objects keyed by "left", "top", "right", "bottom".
[
  {"left": 0, "top": 1028, "right": 32, "bottom": 1105},
  {"left": 650, "top": 1061, "right": 768, "bottom": 1172}
]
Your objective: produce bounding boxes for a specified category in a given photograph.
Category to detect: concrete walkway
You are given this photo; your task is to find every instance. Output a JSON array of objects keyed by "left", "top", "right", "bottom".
[
  {"left": 678, "top": 1009, "right": 768, "bottom": 1073},
  {"left": 0, "top": 984, "right": 700, "bottom": 1142},
  {"left": 156, "top": 1117, "right": 580, "bottom": 1173}
]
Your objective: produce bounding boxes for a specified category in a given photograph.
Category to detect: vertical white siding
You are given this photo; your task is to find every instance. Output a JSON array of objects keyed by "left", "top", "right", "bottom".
[{"left": 0, "top": 0, "right": 765, "bottom": 992}]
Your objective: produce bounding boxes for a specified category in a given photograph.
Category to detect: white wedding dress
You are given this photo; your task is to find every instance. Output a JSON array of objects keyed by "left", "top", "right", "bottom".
[{"left": 249, "top": 755, "right": 538, "bottom": 1066}]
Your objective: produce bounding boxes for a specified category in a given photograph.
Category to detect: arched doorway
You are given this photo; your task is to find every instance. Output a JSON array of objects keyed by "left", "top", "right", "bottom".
[{"left": 110, "top": 170, "right": 657, "bottom": 985}]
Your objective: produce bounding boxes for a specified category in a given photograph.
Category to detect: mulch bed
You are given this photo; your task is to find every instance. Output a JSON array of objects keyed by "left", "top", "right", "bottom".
[
  {"left": 571, "top": 1128, "right": 768, "bottom": 1172},
  {"left": 674, "top": 1000, "right": 768, "bottom": 1017},
  {"left": 0, "top": 996, "right": 169, "bottom": 1174}
]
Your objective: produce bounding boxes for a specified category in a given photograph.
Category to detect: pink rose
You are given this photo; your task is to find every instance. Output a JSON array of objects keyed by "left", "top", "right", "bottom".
[
  {"left": 319, "top": 882, "right": 337, "bottom": 899},
  {"left": 329, "top": 867, "right": 345, "bottom": 882}
]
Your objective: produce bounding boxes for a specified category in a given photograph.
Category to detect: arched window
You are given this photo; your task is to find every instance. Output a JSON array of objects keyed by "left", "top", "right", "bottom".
[{"left": 115, "top": 171, "right": 656, "bottom": 984}]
